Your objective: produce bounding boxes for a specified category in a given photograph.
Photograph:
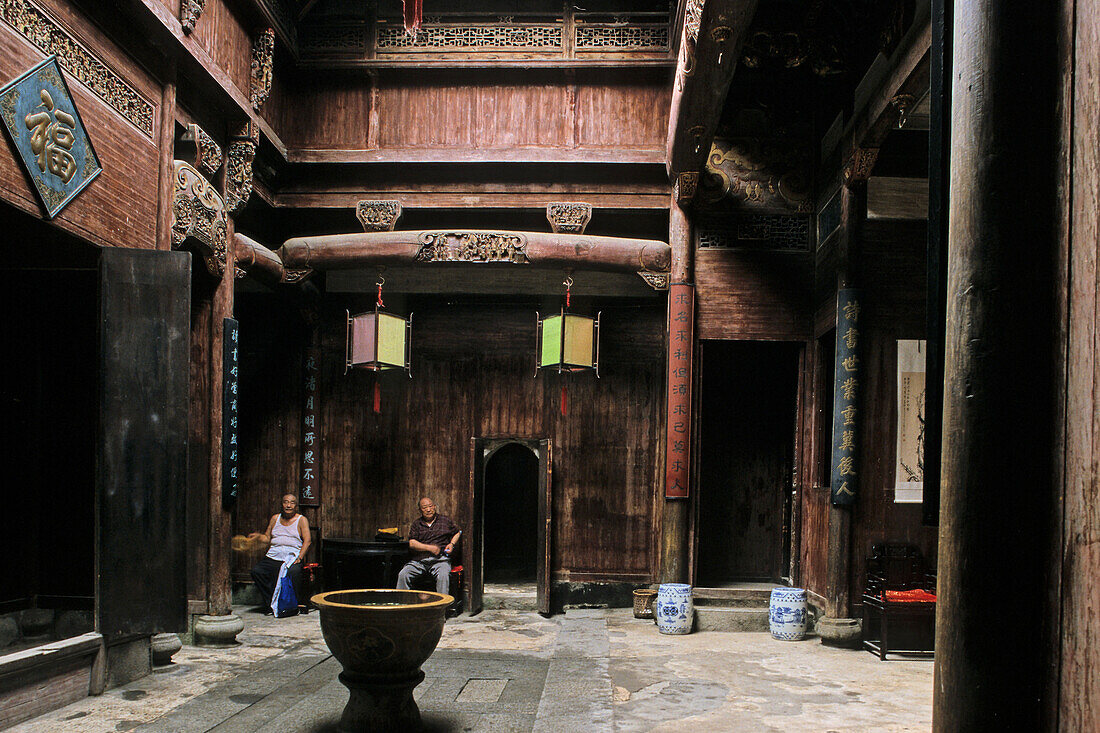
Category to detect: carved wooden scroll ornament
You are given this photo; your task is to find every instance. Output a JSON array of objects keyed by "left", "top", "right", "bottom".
[
  {"left": 356, "top": 200, "right": 402, "bottom": 232},
  {"left": 251, "top": 28, "right": 274, "bottom": 110},
  {"left": 171, "top": 160, "right": 227, "bottom": 277},
  {"left": 546, "top": 203, "right": 592, "bottom": 234}
]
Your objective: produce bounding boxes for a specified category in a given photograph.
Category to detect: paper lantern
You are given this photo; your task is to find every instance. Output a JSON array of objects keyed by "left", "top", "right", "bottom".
[
  {"left": 536, "top": 311, "right": 600, "bottom": 374},
  {"left": 345, "top": 308, "right": 411, "bottom": 374}
]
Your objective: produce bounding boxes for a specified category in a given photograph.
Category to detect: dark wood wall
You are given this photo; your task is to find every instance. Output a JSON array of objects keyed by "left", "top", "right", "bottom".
[
  {"left": 235, "top": 295, "right": 665, "bottom": 583},
  {"left": 268, "top": 68, "right": 671, "bottom": 155},
  {"left": 695, "top": 249, "right": 814, "bottom": 341},
  {"left": 808, "top": 218, "right": 936, "bottom": 605}
]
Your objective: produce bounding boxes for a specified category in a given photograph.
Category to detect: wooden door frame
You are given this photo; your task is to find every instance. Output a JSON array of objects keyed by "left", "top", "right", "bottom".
[
  {"left": 690, "top": 339, "right": 807, "bottom": 587},
  {"left": 468, "top": 436, "right": 552, "bottom": 615}
]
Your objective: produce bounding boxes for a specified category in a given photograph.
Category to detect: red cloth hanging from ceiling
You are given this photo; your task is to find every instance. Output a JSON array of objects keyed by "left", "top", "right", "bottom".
[{"left": 403, "top": 0, "right": 422, "bottom": 33}]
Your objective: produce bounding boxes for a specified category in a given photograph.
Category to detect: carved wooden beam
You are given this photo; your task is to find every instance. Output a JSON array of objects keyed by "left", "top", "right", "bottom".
[
  {"left": 666, "top": 0, "right": 759, "bottom": 186},
  {"left": 277, "top": 230, "right": 671, "bottom": 279}
]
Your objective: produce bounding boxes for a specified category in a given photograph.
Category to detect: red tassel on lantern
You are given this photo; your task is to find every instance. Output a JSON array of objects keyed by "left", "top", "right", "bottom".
[
  {"left": 561, "top": 384, "right": 567, "bottom": 416},
  {"left": 373, "top": 379, "right": 382, "bottom": 414},
  {"left": 403, "top": 0, "right": 422, "bottom": 33}
]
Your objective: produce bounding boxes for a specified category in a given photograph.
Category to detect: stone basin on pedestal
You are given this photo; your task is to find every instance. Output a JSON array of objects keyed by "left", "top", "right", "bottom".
[{"left": 312, "top": 588, "right": 453, "bottom": 732}]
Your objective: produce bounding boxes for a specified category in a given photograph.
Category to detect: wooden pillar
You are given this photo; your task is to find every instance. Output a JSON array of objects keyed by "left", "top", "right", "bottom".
[
  {"left": 933, "top": 2, "right": 1062, "bottom": 728},
  {"left": 155, "top": 64, "right": 176, "bottom": 253},
  {"left": 823, "top": 181, "right": 865, "bottom": 619},
  {"left": 660, "top": 189, "right": 694, "bottom": 583}
]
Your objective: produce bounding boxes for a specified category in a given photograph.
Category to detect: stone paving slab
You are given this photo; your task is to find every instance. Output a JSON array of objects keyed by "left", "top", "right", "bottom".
[{"left": 11, "top": 606, "right": 933, "bottom": 732}]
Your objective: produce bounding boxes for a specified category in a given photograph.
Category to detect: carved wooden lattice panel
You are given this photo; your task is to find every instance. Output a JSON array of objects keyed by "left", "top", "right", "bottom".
[
  {"left": 697, "top": 214, "right": 811, "bottom": 252},
  {"left": 574, "top": 24, "right": 669, "bottom": 52},
  {"left": 376, "top": 23, "right": 563, "bottom": 52}
]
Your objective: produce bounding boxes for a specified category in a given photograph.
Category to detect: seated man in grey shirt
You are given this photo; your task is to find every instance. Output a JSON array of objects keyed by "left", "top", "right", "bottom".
[{"left": 397, "top": 497, "right": 462, "bottom": 596}]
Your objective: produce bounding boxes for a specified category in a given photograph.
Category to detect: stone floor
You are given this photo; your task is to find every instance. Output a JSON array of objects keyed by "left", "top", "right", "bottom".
[{"left": 11, "top": 606, "right": 933, "bottom": 732}]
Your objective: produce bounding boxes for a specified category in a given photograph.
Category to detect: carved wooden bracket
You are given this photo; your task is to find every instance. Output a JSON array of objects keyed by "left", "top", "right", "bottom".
[
  {"left": 842, "top": 147, "right": 880, "bottom": 185},
  {"left": 178, "top": 123, "right": 222, "bottom": 178},
  {"left": 546, "top": 203, "right": 592, "bottom": 234},
  {"left": 638, "top": 271, "right": 670, "bottom": 290},
  {"left": 180, "top": 0, "right": 206, "bottom": 34},
  {"left": 685, "top": 0, "right": 704, "bottom": 44},
  {"left": 171, "top": 161, "right": 227, "bottom": 277},
  {"left": 674, "top": 172, "right": 699, "bottom": 205},
  {"left": 224, "top": 123, "right": 258, "bottom": 216},
  {"left": 251, "top": 28, "right": 274, "bottom": 110},
  {"left": 890, "top": 93, "right": 918, "bottom": 129},
  {"left": 356, "top": 200, "right": 402, "bottom": 231},
  {"left": 701, "top": 137, "right": 813, "bottom": 212}
]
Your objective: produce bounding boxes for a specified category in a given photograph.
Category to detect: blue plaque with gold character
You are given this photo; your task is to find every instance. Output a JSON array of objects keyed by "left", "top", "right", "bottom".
[{"left": 0, "top": 56, "right": 102, "bottom": 218}]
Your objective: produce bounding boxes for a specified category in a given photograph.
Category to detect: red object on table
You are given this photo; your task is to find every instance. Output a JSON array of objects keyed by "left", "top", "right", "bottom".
[{"left": 883, "top": 589, "right": 937, "bottom": 602}]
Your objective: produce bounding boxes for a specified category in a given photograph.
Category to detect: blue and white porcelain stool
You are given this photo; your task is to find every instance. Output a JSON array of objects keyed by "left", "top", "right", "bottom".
[
  {"left": 769, "top": 587, "right": 808, "bottom": 640},
  {"left": 656, "top": 583, "right": 694, "bottom": 634}
]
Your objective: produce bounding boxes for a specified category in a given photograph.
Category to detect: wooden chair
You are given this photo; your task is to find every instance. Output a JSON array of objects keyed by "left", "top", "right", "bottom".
[{"left": 861, "top": 543, "right": 936, "bottom": 660}]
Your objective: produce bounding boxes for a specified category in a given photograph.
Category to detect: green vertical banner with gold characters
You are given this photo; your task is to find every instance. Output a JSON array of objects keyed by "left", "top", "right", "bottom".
[{"left": 830, "top": 289, "right": 862, "bottom": 506}]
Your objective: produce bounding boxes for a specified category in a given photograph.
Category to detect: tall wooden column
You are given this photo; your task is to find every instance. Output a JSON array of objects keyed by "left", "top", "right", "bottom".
[
  {"left": 823, "top": 180, "right": 865, "bottom": 621},
  {"left": 660, "top": 182, "right": 695, "bottom": 583},
  {"left": 933, "top": 2, "right": 1062, "bottom": 728}
]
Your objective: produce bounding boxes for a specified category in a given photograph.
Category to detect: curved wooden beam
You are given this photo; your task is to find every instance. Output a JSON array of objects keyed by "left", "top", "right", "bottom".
[
  {"left": 233, "top": 232, "right": 286, "bottom": 286},
  {"left": 278, "top": 230, "right": 671, "bottom": 275}
]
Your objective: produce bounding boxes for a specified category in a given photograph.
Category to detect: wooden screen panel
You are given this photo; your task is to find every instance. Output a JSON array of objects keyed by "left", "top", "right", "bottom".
[
  {"left": 97, "top": 248, "right": 190, "bottom": 636},
  {"left": 695, "top": 250, "right": 814, "bottom": 341},
  {"left": 574, "top": 79, "right": 670, "bottom": 148},
  {"left": 190, "top": 0, "right": 252, "bottom": 96}
]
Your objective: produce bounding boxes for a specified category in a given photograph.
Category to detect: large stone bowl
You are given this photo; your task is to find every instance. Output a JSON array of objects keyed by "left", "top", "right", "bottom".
[{"left": 312, "top": 589, "right": 453, "bottom": 731}]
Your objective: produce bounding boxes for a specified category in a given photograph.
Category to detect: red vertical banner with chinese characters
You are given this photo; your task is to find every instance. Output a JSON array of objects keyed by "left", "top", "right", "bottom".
[
  {"left": 299, "top": 342, "right": 321, "bottom": 507},
  {"left": 665, "top": 283, "right": 694, "bottom": 499}
]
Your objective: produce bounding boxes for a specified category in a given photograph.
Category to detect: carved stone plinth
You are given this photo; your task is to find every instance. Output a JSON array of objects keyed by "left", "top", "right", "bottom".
[
  {"left": 338, "top": 670, "right": 423, "bottom": 733},
  {"left": 545, "top": 202, "right": 592, "bottom": 234},
  {"left": 151, "top": 633, "right": 182, "bottom": 665},
  {"left": 816, "top": 617, "right": 862, "bottom": 649},
  {"left": 356, "top": 200, "right": 402, "bottom": 232},
  {"left": 193, "top": 614, "right": 244, "bottom": 647}
]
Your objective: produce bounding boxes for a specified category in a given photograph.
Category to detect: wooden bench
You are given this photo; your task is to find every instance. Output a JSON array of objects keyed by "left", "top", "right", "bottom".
[{"left": 861, "top": 543, "right": 936, "bottom": 660}]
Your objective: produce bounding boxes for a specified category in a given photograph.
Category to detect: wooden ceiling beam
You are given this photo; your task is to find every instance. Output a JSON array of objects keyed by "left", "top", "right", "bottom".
[
  {"left": 278, "top": 230, "right": 672, "bottom": 276},
  {"left": 840, "top": 14, "right": 932, "bottom": 184},
  {"left": 272, "top": 192, "right": 671, "bottom": 210},
  {"left": 665, "top": 0, "right": 759, "bottom": 185}
]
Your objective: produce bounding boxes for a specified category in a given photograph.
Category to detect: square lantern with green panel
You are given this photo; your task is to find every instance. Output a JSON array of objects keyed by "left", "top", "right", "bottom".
[
  {"left": 537, "top": 310, "right": 600, "bottom": 374},
  {"left": 345, "top": 308, "right": 412, "bottom": 374}
]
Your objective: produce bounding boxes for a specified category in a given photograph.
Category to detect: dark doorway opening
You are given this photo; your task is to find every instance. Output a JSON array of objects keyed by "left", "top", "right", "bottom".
[
  {"left": 1, "top": 210, "right": 97, "bottom": 649},
  {"left": 484, "top": 443, "right": 540, "bottom": 583},
  {"left": 697, "top": 340, "right": 801, "bottom": 586}
]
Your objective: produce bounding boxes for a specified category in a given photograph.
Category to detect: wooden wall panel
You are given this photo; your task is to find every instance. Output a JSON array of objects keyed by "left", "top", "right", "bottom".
[
  {"left": 271, "top": 74, "right": 370, "bottom": 150},
  {"left": 190, "top": 0, "right": 251, "bottom": 97},
  {"left": 274, "top": 69, "right": 669, "bottom": 154},
  {"left": 0, "top": 14, "right": 160, "bottom": 249},
  {"left": 236, "top": 296, "right": 665, "bottom": 583},
  {"left": 696, "top": 250, "right": 814, "bottom": 340},
  {"left": 847, "top": 219, "right": 937, "bottom": 604},
  {"left": 574, "top": 79, "right": 670, "bottom": 148}
]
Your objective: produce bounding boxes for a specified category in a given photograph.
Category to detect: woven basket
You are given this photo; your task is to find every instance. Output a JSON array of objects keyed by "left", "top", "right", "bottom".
[{"left": 632, "top": 589, "right": 657, "bottom": 619}]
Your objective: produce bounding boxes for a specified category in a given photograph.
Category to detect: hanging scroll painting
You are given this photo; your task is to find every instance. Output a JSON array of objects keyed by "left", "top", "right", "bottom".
[{"left": 894, "top": 339, "right": 926, "bottom": 503}]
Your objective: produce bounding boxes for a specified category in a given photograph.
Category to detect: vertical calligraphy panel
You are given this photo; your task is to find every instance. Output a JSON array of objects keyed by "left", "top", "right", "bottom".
[
  {"left": 665, "top": 283, "right": 694, "bottom": 499},
  {"left": 222, "top": 318, "right": 240, "bottom": 509},
  {"left": 299, "top": 340, "right": 321, "bottom": 507},
  {"left": 829, "top": 289, "right": 862, "bottom": 506}
]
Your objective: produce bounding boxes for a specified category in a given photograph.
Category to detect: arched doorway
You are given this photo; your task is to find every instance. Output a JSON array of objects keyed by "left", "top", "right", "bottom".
[{"left": 484, "top": 443, "right": 540, "bottom": 583}]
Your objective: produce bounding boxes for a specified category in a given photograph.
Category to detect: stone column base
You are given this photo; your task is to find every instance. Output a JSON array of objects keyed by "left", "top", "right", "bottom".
[
  {"left": 817, "top": 617, "right": 862, "bottom": 649},
  {"left": 151, "top": 633, "right": 183, "bottom": 665},
  {"left": 193, "top": 614, "right": 244, "bottom": 647}
]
